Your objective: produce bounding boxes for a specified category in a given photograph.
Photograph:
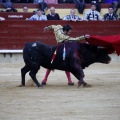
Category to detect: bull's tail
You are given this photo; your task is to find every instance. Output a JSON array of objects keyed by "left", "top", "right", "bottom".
[{"left": 23, "top": 47, "right": 35, "bottom": 68}]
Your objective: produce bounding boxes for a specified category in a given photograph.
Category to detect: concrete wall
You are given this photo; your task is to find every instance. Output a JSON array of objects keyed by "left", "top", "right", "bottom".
[
  {"left": 0, "top": 53, "right": 119, "bottom": 63},
  {"left": 0, "top": 53, "right": 23, "bottom": 63}
]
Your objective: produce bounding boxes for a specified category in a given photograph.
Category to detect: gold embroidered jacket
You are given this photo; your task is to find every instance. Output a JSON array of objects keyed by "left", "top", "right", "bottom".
[{"left": 46, "top": 25, "right": 85, "bottom": 43}]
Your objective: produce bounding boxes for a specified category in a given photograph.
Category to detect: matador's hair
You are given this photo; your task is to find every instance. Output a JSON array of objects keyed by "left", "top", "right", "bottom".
[{"left": 63, "top": 25, "right": 72, "bottom": 32}]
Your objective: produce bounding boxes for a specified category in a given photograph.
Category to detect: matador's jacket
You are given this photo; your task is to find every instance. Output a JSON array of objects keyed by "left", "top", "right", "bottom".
[
  {"left": 46, "top": 24, "right": 86, "bottom": 62},
  {"left": 46, "top": 25, "right": 85, "bottom": 43}
]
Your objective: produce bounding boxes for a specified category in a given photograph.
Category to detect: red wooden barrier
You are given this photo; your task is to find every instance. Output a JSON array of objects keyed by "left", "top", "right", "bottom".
[
  {"left": 0, "top": 12, "right": 34, "bottom": 20},
  {"left": 0, "top": 20, "right": 120, "bottom": 49}
]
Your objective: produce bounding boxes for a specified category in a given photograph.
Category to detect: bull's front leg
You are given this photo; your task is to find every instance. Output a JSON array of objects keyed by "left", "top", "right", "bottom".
[{"left": 71, "top": 64, "right": 91, "bottom": 88}]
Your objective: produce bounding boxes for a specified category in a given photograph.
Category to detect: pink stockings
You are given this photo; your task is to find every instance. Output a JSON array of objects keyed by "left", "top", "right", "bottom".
[
  {"left": 42, "top": 69, "right": 73, "bottom": 84},
  {"left": 42, "top": 69, "right": 51, "bottom": 83},
  {"left": 65, "top": 71, "right": 73, "bottom": 83}
]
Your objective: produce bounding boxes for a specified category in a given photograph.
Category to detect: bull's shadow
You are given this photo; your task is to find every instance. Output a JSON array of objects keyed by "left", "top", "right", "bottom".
[{"left": 20, "top": 41, "right": 111, "bottom": 88}]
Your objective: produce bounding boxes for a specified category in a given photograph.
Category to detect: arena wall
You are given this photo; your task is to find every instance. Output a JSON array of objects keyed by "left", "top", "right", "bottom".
[
  {"left": 0, "top": 21, "right": 120, "bottom": 49},
  {"left": 0, "top": 53, "right": 119, "bottom": 63},
  {"left": 0, "top": 20, "right": 120, "bottom": 62}
]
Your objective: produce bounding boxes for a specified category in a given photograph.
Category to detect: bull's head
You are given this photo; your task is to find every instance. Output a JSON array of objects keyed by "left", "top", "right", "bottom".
[
  {"left": 79, "top": 44, "right": 112, "bottom": 69},
  {"left": 96, "top": 47, "right": 111, "bottom": 64}
]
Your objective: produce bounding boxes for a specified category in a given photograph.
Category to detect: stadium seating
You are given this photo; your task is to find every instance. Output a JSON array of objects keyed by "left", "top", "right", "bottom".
[{"left": 0, "top": 3, "right": 119, "bottom": 18}]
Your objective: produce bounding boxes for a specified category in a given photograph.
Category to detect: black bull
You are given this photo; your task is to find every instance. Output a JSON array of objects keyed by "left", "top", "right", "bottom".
[{"left": 21, "top": 41, "right": 111, "bottom": 88}]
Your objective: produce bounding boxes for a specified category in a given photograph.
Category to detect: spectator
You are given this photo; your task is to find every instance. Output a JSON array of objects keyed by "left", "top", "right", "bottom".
[
  {"left": 58, "top": 0, "right": 73, "bottom": 3},
  {"left": 84, "top": 3, "right": 102, "bottom": 20},
  {"left": 34, "top": 0, "right": 43, "bottom": 3},
  {"left": 3, "top": 0, "right": 11, "bottom": 2},
  {"left": 38, "top": 1, "right": 47, "bottom": 15},
  {"left": 26, "top": 9, "right": 47, "bottom": 20},
  {"left": 73, "top": 0, "right": 85, "bottom": 14},
  {"left": 23, "top": 6, "right": 28, "bottom": 13},
  {"left": 3, "top": 0, "right": 12, "bottom": 7},
  {"left": 19, "top": 0, "right": 33, "bottom": 3},
  {"left": 91, "top": 0, "right": 101, "bottom": 12},
  {"left": 44, "top": 0, "right": 58, "bottom": 4},
  {"left": 111, "top": 1, "right": 120, "bottom": 13},
  {"left": 63, "top": 9, "right": 82, "bottom": 21},
  {"left": 104, "top": 6, "right": 118, "bottom": 20},
  {"left": 47, "top": 7, "right": 60, "bottom": 20},
  {"left": 2, "top": 0, "right": 17, "bottom": 12},
  {"left": 0, "top": 16, "right": 5, "bottom": 21}
]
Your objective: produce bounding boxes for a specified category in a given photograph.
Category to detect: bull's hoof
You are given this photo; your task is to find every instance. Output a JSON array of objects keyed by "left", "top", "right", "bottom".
[
  {"left": 77, "top": 82, "right": 82, "bottom": 88},
  {"left": 68, "top": 82, "right": 74, "bottom": 86},
  {"left": 18, "top": 85, "right": 25, "bottom": 87},
  {"left": 41, "top": 81, "right": 46, "bottom": 86},
  {"left": 84, "top": 84, "right": 92, "bottom": 87}
]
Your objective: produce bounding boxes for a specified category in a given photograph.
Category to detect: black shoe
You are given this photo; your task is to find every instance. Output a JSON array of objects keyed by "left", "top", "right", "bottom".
[
  {"left": 42, "top": 81, "right": 46, "bottom": 86},
  {"left": 68, "top": 82, "right": 74, "bottom": 86}
]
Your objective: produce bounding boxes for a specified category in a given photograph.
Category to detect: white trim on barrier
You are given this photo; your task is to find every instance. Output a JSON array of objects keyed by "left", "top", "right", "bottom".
[{"left": 0, "top": 50, "right": 23, "bottom": 53}]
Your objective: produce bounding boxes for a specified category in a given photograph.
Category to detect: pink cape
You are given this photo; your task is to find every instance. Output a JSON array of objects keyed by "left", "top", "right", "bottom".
[{"left": 87, "top": 34, "right": 120, "bottom": 56}]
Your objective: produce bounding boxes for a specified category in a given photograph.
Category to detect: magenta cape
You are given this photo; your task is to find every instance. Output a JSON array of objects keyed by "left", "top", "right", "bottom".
[{"left": 87, "top": 34, "right": 120, "bottom": 55}]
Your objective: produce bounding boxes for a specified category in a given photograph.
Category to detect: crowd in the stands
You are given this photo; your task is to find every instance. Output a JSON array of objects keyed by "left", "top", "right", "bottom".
[
  {"left": 0, "top": 0, "right": 119, "bottom": 21},
  {"left": 0, "top": 0, "right": 119, "bottom": 4},
  {"left": 25, "top": 4, "right": 118, "bottom": 21}
]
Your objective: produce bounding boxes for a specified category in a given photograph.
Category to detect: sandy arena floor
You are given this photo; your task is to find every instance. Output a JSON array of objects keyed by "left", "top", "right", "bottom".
[{"left": 0, "top": 62, "right": 120, "bottom": 120}]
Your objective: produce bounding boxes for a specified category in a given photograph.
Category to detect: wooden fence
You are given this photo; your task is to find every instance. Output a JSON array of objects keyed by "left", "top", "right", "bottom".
[{"left": 0, "top": 20, "right": 120, "bottom": 49}]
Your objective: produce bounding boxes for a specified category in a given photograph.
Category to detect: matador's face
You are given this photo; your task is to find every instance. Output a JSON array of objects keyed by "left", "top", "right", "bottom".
[{"left": 64, "top": 30, "right": 72, "bottom": 35}]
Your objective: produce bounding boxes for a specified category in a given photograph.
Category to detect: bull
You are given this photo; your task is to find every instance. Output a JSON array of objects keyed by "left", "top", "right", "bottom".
[{"left": 20, "top": 41, "right": 111, "bottom": 88}]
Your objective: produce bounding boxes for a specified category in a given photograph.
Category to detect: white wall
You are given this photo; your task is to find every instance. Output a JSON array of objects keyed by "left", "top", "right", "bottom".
[{"left": 0, "top": 53, "right": 119, "bottom": 63}]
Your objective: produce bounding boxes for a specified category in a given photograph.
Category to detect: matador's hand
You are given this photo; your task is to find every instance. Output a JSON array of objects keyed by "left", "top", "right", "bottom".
[
  {"left": 44, "top": 27, "right": 49, "bottom": 32},
  {"left": 84, "top": 34, "right": 90, "bottom": 44},
  {"left": 85, "top": 34, "right": 90, "bottom": 38}
]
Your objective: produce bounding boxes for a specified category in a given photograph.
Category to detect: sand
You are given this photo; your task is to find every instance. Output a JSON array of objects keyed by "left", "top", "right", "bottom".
[{"left": 0, "top": 62, "right": 120, "bottom": 120}]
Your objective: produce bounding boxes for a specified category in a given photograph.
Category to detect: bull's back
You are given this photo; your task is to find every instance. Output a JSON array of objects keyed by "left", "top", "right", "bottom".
[
  {"left": 23, "top": 42, "right": 57, "bottom": 68},
  {"left": 23, "top": 42, "right": 55, "bottom": 55}
]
